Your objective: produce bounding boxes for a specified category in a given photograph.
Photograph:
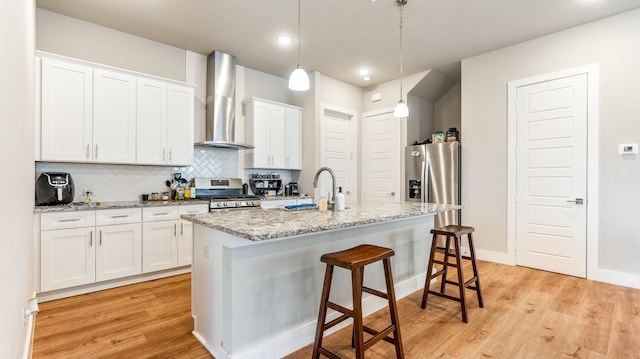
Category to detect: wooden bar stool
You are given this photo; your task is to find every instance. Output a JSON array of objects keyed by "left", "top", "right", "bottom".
[
  {"left": 420, "top": 225, "right": 484, "bottom": 323},
  {"left": 312, "top": 244, "right": 404, "bottom": 359}
]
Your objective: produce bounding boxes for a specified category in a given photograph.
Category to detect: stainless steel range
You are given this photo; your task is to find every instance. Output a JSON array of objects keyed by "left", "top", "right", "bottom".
[{"left": 194, "top": 177, "right": 261, "bottom": 210}]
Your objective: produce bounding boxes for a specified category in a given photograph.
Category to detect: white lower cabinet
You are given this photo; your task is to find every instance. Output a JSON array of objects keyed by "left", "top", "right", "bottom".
[
  {"left": 41, "top": 226, "right": 96, "bottom": 292},
  {"left": 95, "top": 223, "right": 142, "bottom": 281},
  {"left": 39, "top": 204, "right": 207, "bottom": 294},
  {"left": 177, "top": 205, "right": 208, "bottom": 266},
  {"left": 142, "top": 204, "right": 208, "bottom": 272}
]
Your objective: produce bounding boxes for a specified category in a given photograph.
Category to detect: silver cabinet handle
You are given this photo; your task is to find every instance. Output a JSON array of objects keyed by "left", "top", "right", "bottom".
[
  {"left": 95, "top": 144, "right": 99, "bottom": 159},
  {"left": 89, "top": 231, "right": 93, "bottom": 247},
  {"left": 162, "top": 149, "right": 166, "bottom": 162},
  {"left": 110, "top": 215, "right": 130, "bottom": 219},
  {"left": 567, "top": 198, "right": 584, "bottom": 204},
  {"left": 58, "top": 218, "right": 81, "bottom": 222},
  {"left": 174, "top": 223, "right": 177, "bottom": 236},
  {"left": 99, "top": 230, "right": 102, "bottom": 245},
  {"left": 86, "top": 144, "right": 90, "bottom": 159},
  {"left": 153, "top": 212, "right": 170, "bottom": 216},
  {"left": 180, "top": 222, "right": 184, "bottom": 236},
  {"left": 169, "top": 149, "right": 172, "bottom": 162}
]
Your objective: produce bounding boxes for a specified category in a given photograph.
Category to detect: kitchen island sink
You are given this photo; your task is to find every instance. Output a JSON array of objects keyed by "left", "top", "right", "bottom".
[{"left": 182, "top": 202, "right": 459, "bottom": 359}]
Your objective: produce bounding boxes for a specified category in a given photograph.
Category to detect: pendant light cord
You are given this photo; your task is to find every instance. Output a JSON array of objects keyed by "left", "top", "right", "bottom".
[
  {"left": 398, "top": 1, "right": 404, "bottom": 99},
  {"left": 297, "top": 0, "right": 302, "bottom": 66}
]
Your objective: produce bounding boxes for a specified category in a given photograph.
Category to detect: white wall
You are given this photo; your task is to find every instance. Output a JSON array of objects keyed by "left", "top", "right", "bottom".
[
  {"left": 434, "top": 83, "right": 461, "bottom": 138},
  {"left": 462, "top": 9, "right": 640, "bottom": 278},
  {"left": 0, "top": 0, "right": 35, "bottom": 357},
  {"left": 36, "top": 9, "right": 186, "bottom": 81}
]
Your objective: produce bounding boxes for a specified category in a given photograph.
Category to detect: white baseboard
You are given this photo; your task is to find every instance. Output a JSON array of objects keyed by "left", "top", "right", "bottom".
[
  {"left": 23, "top": 291, "right": 37, "bottom": 359},
  {"left": 589, "top": 266, "right": 640, "bottom": 289},
  {"left": 38, "top": 267, "right": 191, "bottom": 302}
]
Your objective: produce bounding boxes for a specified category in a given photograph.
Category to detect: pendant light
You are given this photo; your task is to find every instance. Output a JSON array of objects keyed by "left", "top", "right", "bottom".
[
  {"left": 393, "top": 0, "right": 409, "bottom": 118},
  {"left": 288, "top": 0, "right": 310, "bottom": 91}
]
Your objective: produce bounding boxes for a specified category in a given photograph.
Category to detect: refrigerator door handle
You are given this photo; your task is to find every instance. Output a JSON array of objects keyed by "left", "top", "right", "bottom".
[{"left": 421, "top": 159, "right": 427, "bottom": 202}]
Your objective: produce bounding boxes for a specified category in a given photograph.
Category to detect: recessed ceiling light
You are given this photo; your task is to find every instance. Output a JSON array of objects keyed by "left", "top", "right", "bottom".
[
  {"left": 359, "top": 68, "right": 369, "bottom": 76},
  {"left": 363, "top": 76, "right": 371, "bottom": 81},
  {"left": 278, "top": 36, "right": 292, "bottom": 45}
]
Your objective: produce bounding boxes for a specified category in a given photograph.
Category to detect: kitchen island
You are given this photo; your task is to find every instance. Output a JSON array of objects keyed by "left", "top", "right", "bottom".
[{"left": 182, "top": 202, "right": 459, "bottom": 359}]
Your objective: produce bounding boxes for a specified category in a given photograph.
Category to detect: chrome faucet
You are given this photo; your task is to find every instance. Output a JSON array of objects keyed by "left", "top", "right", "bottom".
[{"left": 313, "top": 167, "right": 336, "bottom": 210}]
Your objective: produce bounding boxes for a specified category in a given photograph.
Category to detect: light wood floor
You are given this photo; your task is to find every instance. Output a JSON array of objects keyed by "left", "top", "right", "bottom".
[{"left": 33, "top": 262, "right": 640, "bottom": 358}]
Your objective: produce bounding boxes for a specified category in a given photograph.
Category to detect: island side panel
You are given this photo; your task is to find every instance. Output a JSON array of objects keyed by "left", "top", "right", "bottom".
[{"left": 191, "top": 214, "right": 434, "bottom": 359}]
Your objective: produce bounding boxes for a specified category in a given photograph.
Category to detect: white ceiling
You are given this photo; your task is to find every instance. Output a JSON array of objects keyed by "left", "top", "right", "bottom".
[{"left": 36, "top": 0, "right": 640, "bottom": 87}]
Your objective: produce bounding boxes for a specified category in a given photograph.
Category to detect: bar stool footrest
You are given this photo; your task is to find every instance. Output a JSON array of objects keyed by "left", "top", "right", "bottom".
[
  {"left": 362, "top": 286, "right": 389, "bottom": 300},
  {"left": 318, "top": 346, "right": 342, "bottom": 359},
  {"left": 362, "top": 324, "right": 397, "bottom": 350},
  {"left": 428, "top": 290, "right": 462, "bottom": 303}
]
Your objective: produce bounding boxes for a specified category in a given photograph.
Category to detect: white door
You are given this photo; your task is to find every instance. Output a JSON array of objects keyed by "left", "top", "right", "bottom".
[
  {"left": 515, "top": 73, "right": 587, "bottom": 277},
  {"left": 137, "top": 78, "right": 168, "bottom": 165},
  {"left": 142, "top": 221, "right": 178, "bottom": 273},
  {"left": 319, "top": 108, "right": 356, "bottom": 203},
  {"left": 92, "top": 69, "right": 137, "bottom": 163},
  {"left": 284, "top": 107, "right": 302, "bottom": 169},
  {"left": 40, "top": 227, "right": 95, "bottom": 291},
  {"left": 166, "top": 84, "right": 194, "bottom": 165},
  {"left": 96, "top": 223, "right": 142, "bottom": 281},
  {"left": 40, "top": 58, "right": 93, "bottom": 162},
  {"left": 362, "top": 110, "right": 401, "bottom": 203}
]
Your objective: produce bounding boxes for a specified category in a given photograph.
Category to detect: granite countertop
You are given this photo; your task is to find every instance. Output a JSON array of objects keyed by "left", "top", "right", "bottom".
[
  {"left": 33, "top": 199, "right": 210, "bottom": 213},
  {"left": 182, "top": 201, "right": 461, "bottom": 241}
]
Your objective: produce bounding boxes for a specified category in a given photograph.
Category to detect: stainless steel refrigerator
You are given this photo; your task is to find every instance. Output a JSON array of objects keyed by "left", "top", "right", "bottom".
[{"left": 405, "top": 142, "right": 461, "bottom": 237}]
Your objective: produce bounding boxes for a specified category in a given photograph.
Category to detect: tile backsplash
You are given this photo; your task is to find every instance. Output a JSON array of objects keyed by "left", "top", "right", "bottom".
[{"left": 36, "top": 147, "right": 239, "bottom": 202}]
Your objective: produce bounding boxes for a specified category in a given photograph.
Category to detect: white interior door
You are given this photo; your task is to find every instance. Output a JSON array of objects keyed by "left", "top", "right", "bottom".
[
  {"left": 362, "top": 110, "right": 401, "bottom": 203},
  {"left": 515, "top": 73, "right": 587, "bottom": 277},
  {"left": 319, "top": 108, "right": 356, "bottom": 203}
]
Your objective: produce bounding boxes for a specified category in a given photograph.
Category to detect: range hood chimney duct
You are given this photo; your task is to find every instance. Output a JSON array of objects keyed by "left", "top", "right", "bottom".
[{"left": 198, "top": 51, "right": 253, "bottom": 149}]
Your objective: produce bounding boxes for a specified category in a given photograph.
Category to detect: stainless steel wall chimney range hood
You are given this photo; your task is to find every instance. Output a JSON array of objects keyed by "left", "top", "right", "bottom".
[{"left": 197, "top": 51, "right": 253, "bottom": 149}]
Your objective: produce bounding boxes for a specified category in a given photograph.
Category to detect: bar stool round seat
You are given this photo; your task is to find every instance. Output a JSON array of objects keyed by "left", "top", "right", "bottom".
[
  {"left": 421, "top": 225, "right": 484, "bottom": 323},
  {"left": 312, "top": 244, "right": 404, "bottom": 359}
]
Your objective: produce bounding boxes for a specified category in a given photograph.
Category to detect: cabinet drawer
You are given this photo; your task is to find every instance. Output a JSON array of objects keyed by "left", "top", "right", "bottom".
[
  {"left": 96, "top": 208, "right": 142, "bottom": 226},
  {"left": 178, "top": 204, "right": 209, "bottom": 216},
  {"left": 41, "top": 211, "right": 95, "bottom": 230},
  {"left": 143, "top": 206, "right": 178, "bottom": 222}
]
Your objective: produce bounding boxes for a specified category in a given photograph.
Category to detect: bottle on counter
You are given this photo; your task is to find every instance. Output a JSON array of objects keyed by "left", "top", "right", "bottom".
[{"left": 335, "top": 187, "right": 345, "bottom": 211}]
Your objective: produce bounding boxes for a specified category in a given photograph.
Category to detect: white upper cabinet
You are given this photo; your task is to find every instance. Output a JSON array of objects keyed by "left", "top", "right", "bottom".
[
  {"left": 38, "top": 54, "right": 194, "bottom": 166},
  {"left": 137, "top": 78, "right": 168, "bottom": 164},
  {"left": 40, "top": 58, "right": 93, "bottom": 162},
  {"left": 285, "top": 107, "right": 302, "bottom": 170},
  {"left": 245, "top": 97, "right": 302, "bottom": 170},
  {"left": 93, "top": 69, "right": 137, "bottom": 163},
  {"left": 166, "top": 84, "right": 195, "bottom": 165}
]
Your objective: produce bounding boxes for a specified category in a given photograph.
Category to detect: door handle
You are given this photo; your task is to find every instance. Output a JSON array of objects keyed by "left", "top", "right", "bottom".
[{"left": 567, "top": 198, "right": 584, "bottom": 205}]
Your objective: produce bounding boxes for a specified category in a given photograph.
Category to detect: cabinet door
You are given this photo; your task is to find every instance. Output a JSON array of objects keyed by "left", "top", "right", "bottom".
[
  {"left": 177, "top": 220, "right": 193, "bottom": 266},
  {"left": 285, "top": 107, "right": 302, "bottom": 169},
  {"left": 251, "top": 101, "right": 272, "bottom": 168},
  {"left": 41, "top": 227, "right": 95, "bottom": 291},
  {"left": 137, "top": 78, "right": 167, "bottom": 165},
  {"left": 93, "top": 69, "right": 137, "bottom": 163},
  {"left": 177, "top": 204, "right": 208, "bottom": 266},
  {"left": 96, "top": 223, "right": 142, "bottom": 281},
  {"left": 40, "top": 58, "right": 93, "bottom": 162},
  {"left": 142, "top": 220, "right": 178, "bottom": 273},
  {"left": 166, "top": 84, "right": 194, "bottom": 165},
  {"left": 269, "top": 105, "right": 286, "bottom": 168}
]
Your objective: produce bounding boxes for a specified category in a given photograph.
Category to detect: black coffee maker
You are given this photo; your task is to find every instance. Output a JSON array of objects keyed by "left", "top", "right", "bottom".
[{"left": 35, "top": 172, "right": 75, "bottom": 205}]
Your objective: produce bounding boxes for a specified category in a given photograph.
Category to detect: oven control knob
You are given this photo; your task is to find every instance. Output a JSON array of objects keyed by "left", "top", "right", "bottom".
[
  {"left": 235, "top": 201, "right": 240, "bottom": 207},
  {"left": 222, "top": 202, "right": 227, "bottom": 207},
  {"left": 216, "top": 202, "right": 222, "bottom": 207}
]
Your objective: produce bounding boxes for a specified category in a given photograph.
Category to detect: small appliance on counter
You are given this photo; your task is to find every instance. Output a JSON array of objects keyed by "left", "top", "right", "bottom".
[
  {"left": 288, "top": 182, "right": 299, "bottom": 196},
  {"left": 35, "top": 172, "right": 75, "bottom": 206},
  {"left": 248, "top": 173, "right": 282, "bottom": 196}
]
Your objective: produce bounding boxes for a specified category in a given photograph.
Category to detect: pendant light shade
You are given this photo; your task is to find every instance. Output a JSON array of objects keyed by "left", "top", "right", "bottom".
[
  {"left": 394, "top": 0, "right": 409, "bottom": 118},
  {"left": 394, "top": 99, "right": 409, "bottom": 118},
  {"left": 289, "top": 0, "right": 309, "bottom": 91},
  {"left": 289, "top": 65, "right": 310, "bottom": 91}
]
